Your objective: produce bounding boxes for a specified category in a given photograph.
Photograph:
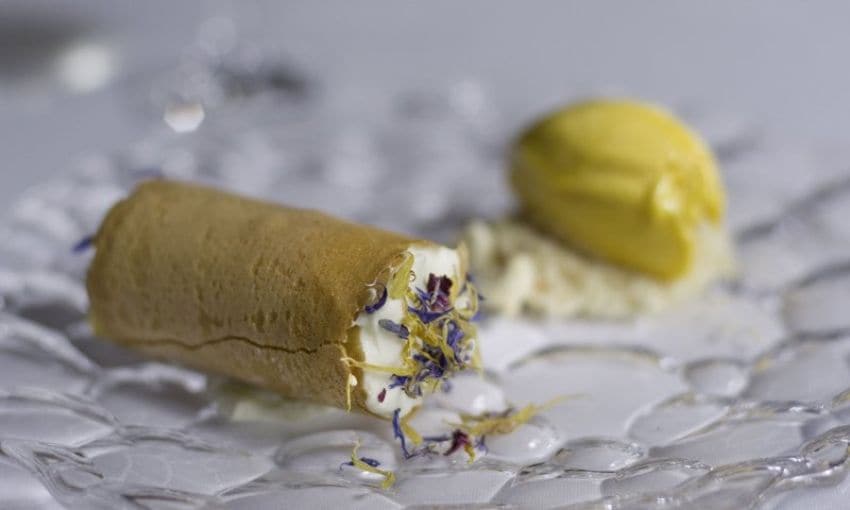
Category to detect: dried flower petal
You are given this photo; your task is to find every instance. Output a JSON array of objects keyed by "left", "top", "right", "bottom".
[
  {"left": 340, "top": 456, "right": 381, "bottom": 468},
  {"left": 388, "top": 374, "right": 408, "bottom": 388},
  {"left": 365, "top": 287, "right": 388, "bottom": 313},
  {"left": 392, "top": 408, "right": 412, "bottom": 458},
  {"left": 406, "top": 305, "right": 447, "bottom": 324},
  {"left": 388, "top": 254, "right": 414, "bottom": 299},
  {"left": 72, "top": 235, "right": 94, "bottom": 253},
  {"left": 444, "top": 429, "right": 471, "bottom": 457},
  {"left": 378, "top": 319, "right": 409, "bottom": 339},
  {"left": 454, "top": 397, "right": 568, "bottom": 436},
  {"left": 425, "top": 274, "right": 453, "bottom": 311},
  {"left": 344, "top": 442, "right": 396, "bottom": 489}
]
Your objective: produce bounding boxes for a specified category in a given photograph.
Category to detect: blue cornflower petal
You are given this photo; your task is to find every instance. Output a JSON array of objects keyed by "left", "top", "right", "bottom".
[
  {"left": 365, "top": 287, "right": 388, "bottom": 313},
  {"left": 407, "top": 306, "right": 450, "bottom": 324},
  {"left": 72, "top": 235, "right": 95, "bottom": 254},
  {"left": 378, "top": 319, "right": 409, "bottom": 339},
  {"left": 392, "top": 408, "right": 413, "bottom": 458}
]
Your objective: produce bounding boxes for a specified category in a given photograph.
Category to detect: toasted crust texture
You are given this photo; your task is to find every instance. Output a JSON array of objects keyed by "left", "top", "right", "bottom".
[{"left": 87, "top": 180, "right": 418, "bottom": 413}]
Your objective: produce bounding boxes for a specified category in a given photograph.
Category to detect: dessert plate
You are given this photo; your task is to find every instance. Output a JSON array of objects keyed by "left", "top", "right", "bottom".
[{"left": 2, "top": 78, "right": 850, "bottom": 509}]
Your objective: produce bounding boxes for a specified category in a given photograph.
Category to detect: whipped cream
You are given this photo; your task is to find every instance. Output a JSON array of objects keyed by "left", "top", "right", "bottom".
[{"left": 355, "top": 244, "right": 464, "bottom": 418}]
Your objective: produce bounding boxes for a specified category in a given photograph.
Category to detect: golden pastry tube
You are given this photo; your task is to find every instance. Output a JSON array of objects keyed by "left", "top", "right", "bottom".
[{"left": 86, "top": 181, "right": 480, "bottom": 418}]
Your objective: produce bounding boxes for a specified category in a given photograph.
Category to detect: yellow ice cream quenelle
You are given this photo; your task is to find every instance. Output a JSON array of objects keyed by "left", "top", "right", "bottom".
[{"left": 511, "top": 99, "right": 725, "bottom": 280}]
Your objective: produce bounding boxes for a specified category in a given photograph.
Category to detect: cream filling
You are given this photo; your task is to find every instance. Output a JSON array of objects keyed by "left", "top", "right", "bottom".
[
  {"left": 355, "top": 244, "right": 462, "bottom": 418},
  {"left": 462, "top": 219, "right": 735, "bottom": 318}
]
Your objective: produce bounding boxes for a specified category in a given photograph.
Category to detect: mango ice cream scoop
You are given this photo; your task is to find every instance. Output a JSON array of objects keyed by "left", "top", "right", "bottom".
[{"left": 510, "top": 99, "right": 726, "bottom": 280}]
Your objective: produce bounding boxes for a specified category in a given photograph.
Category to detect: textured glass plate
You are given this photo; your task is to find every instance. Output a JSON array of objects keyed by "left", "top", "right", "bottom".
[{"left": 2, "top": 67, "right": 850, "bottom": 509}]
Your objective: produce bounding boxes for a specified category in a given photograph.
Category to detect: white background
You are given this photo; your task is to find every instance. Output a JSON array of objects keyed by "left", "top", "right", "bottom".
[{"left": 1, "top": 0, "right": 849, "bottom": 206}]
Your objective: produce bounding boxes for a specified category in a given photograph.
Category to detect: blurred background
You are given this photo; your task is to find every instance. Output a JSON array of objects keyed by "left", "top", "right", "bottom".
[{"left": 1, "top": 0, "right": 849, "bottom": 207}]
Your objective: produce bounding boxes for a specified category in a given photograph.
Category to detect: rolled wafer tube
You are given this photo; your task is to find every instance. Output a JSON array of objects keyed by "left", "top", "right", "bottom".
[{"left": 86, "top": 180, "right": 481, "bottom": 418}]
